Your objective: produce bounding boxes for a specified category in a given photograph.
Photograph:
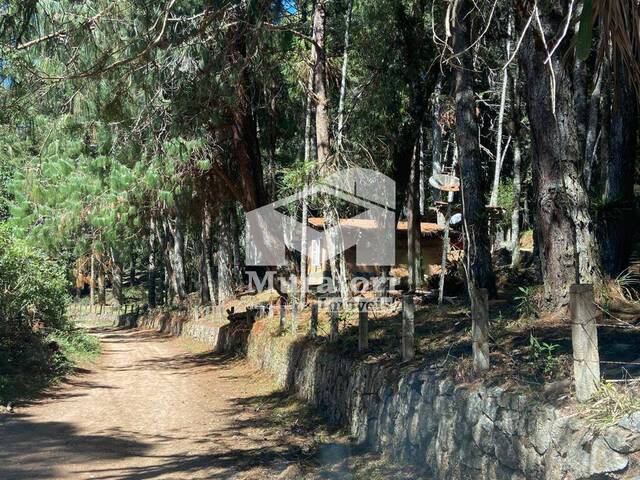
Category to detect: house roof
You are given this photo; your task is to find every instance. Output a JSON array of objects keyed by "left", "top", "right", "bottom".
[{"left": 307, "top": 217, "right": 443, "bottom": 238}]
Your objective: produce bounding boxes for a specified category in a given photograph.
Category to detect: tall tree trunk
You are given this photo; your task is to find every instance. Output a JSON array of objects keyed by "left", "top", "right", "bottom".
[
  {"left": 161, "top": 218, "right": 179, "bottom": 303},
  {"left": 216, "top": 207, "right": 235, "bottom": 305},
  {"left": 203, "top": 205, "right": 217, "bottom": 305},
  {"left": 510, "top": 139, "right": 523, "bottom": 267},
  {"left": 336, "top": 0, "right": 353, "bottom": 151},
  {"left": 408, "top": 141, "right": 422, "bottom": 290},
  {"left": 90, "top": 250, "right": 96, "bottom": 306},
  {"left": 299, "top": 65, "right": 314, "bottom": 305},
  {"left": 431, "top": 74, "right": 445, "bottom": 226},
  {"left": 148, "top": 218, "right": 157, "bottom": 308},
  {"left": 599, "top": 62, "right": 639, "bottom": 276},
  {"left": 96, "top": 252, "right": 106, "bottom": 305},
  {"left": 312, "top": 0, "right": 331, "bottom": 172},
  {"left": 518, "top": 1, "right": 602, "bottom": 309},
  {"left": 168, "top": 213, "right": 187, "bottom": 301},
  {"left": 129, "top": 254, "right": 136, "bottom": 287},
  {"left": 452, "top": 0, "right": 496, "bottom": 296},
  {"left": 312, "top": 0, "right": 349, "bottom": 302},
  {"left": 584, "top": 65, "right": 605, "bottom": 189},
  {"left": 110, "top": 248, "right": 124, "bottom": 306},
  {"left": 489, "top": 16, "right": 512, "bottom": 207}
]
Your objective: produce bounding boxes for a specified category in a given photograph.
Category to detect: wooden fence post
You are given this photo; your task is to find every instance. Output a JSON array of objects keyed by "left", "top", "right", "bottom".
[
  {"left": 471, "top": 286, "right": 490, "bottom": 373},
  {"left": 358, "top": 298, "right": 369, "bottom": 352},
  {"left": 309, "top": 303, "right": 318, "bottom": 338},
  {"left": 570, "top": 284, "right": 600, "bottom": 402},
  {"left": 268, "top": 303, "right": 274, "bottom": 321},
  {"left": 402, "top": 294, "right": 415, "bottom": 361},
  {"left": 329, "top": 302, "right": 339, "bottom": 342},
  {"left": 291, "top": 302, "right": 298, "bottom": 335},
  {"left": 279, "top": 298, "right": 286, "bottom": 333}
]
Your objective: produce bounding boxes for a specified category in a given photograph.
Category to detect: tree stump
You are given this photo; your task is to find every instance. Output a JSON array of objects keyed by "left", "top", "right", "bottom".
[
  {"left": 570, "top": 284, "right": 600, "bottom": 402},
  {"left": 402, "top": 295, "right": 415, "bottom": 361},
  {"left": 471, "top": 286, "right": 490, "bottom": 373},
  {"left": 358, "top": 298, "right": 369, "bottom": 352},
  {"left": 310, "top": 303, "right": 318, "bottom": 338}
]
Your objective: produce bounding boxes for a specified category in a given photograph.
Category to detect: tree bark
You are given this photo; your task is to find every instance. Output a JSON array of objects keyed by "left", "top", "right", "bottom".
[
  {"left": 407, "top": 141, "right": 422, "bottom": 290},
  {"left": 148, "top": 218, "right": 157, "bottom": 308},
  {"left": 336, "top": 0, "right": 353, "bottom": 151},
  {"left": 452, "top": 0, "right": 496, "bottom": 296},
  {"left": 110, "top": 248, "right": 124, "bottom": 306},
  {"left": 216, "top": 206, "right": 235, "bottom": 304},
  {"left": 203, "top": 205, "right": 217, "bottom": 305},
  {"left": 510, "top": 139, "right": 523, "bottom": 267},
  {"left": 584, "top": 65, "right": 604, "bottom": 190},
  {"left": 599, "top": 62, "right": 638, "bottom": 276},
  {"left": 431, "top": 74, "right": 445, "bottom": 226},
  {"left": 90, "top": 250, "right": 96, "bottom": 306},
  {"left": 518, "top": 1, "right": 602, "bottom": 308},
  {"left": 168, "top": 213, "right": 187, "bottom": 301}
]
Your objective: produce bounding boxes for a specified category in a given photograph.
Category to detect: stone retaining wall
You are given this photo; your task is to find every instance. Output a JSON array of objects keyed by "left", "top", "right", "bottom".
[{"left": 129, "top": 309, "right": 640, "bottom": 480}]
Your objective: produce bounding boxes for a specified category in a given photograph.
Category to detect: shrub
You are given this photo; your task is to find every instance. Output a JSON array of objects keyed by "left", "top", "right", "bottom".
[{"left": 0, "top": 225, "right": 71, "bottom": 374}]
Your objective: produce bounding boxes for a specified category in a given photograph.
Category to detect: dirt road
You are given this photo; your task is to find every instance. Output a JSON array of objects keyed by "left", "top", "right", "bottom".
[{"left": 0, "top": 327, "right": 307, "bottom": 480}]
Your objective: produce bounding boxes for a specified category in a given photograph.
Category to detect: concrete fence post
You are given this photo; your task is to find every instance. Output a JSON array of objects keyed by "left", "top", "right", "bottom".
[
  {"left": 570, "top": 284, "right": 601, "bottom": 402},
  {"left": 310, "top": 303, "right": 318, "bottom": 338},
  {"left": 402, "top": 294, "right": 415, "bottom": 361},
  {"left": 471, "top": 286, "right": 490, "bottom": 373},
  {"left": 358, "top": 298, "right": 369, "bottom": 352},
  {"left": 329, "top": 302, "right": 339, "bottom": 342},
  {"left": 268, "top": 303, "right": 274, "bottom": 321}
]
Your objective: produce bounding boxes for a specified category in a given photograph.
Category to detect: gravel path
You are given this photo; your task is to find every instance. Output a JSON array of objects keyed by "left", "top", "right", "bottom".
[{"left": 0, "top": 327, "right": 300, "bottom": 480}]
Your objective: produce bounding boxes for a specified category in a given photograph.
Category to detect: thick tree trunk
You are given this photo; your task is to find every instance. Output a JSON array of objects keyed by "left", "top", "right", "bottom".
[
  {"left": 312, "top": 0, "right": 331, "bottom": 174},
  {"left": 203, "top": 206, "right": 217, "bottom": 305},
  {"left": 148, "top": 218, "right": 157, "bottom": 308},
  {"left": 407, "top": 141, "right": 422, "bottom": 290},
  {"left": 452, "top": 0, "right": 496, "bottom": 296},
  {"left": 228, "top": 24, "right": 266, "bottom": 212},
  {"left": 518, "top": 1, "right": 602, "bottom": 308},
  {"left": 110, "top": 248, "right": 124, "bottom": 306},
  {"left": 312, "top": 0, "right": 350, "bottom": 302},
  {"left": 168, "top": 213, "right": 187, "bottom": 301},
  {"left": 599, "top": 63, "right": 638, "bottom": 276},
  {"left": 216, "top": 206, "right": 235, "bottom": 305}
]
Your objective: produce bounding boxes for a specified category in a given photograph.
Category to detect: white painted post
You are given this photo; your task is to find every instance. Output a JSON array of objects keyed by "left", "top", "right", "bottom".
[{"left": 570, "top": 284, "right": 600, "bottom": 402}]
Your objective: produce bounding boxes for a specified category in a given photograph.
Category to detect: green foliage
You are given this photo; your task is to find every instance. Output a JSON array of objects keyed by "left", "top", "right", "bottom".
[
  {"left": 0, "top": 225, "right": 70, "bottom": 376},
  {"left": 515, "top": 286, "right": 539, "bottom": 318},
  {"left": 529, "top": 334, "right": 560, "bottom": 379}
]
